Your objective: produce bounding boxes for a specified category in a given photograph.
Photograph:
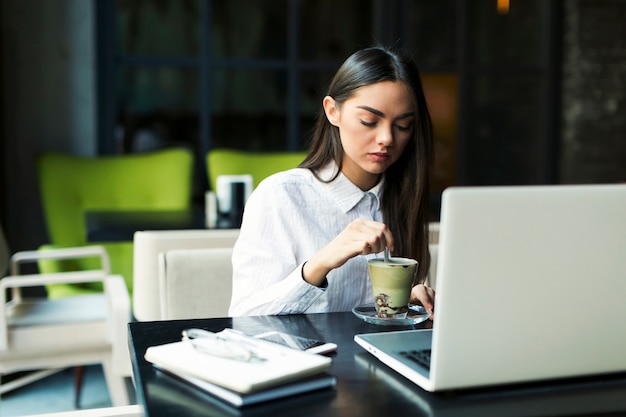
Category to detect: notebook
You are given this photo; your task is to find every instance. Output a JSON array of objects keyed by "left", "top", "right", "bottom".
[
  {"left": 145, "top": 329, "right": 332, "bottom": 394},
  {"left": 154, "top": 367, "right": 336, "bottom": 407},
  {"left": 355, "top": 184, "right": 626, "bottom": 392}
]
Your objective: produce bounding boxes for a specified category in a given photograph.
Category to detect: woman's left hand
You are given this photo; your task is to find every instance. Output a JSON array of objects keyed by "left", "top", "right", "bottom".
[{"left": 410, "top": 284, "right": 435, "bottom": 320}]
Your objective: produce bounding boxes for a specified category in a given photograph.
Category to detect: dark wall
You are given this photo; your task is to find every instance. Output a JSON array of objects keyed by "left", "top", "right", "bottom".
[{"left": 560, "top": 0, "right": 626, "bottom": 183}]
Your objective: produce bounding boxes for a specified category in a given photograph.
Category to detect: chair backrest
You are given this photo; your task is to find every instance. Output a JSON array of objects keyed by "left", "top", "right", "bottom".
[
  {"left": 38, "top": 148, "right": 194, "bottom": 248},
  {"left": 158, "top": 247, "right": 233, "bottom": 320},
  {"left": 132, "top": 229, "right": 239, "bottom": 321},
  {"left": 157, "top": 244, "right": 438, "bottom": 319},
  {"left": 429, "top": 222, "right": 440, "bottom": 244},
  {"left": 426, "top": 222, "right": 440, "bottom": 289},
  {"left": 36, "top": 148, "right": 194, "bottom": 296},
  {"left": 427, "top": 244, "right": 438, "bottom": 290},
  {"left": 206, "top": 149, "right": 307, "bottom": 190}
]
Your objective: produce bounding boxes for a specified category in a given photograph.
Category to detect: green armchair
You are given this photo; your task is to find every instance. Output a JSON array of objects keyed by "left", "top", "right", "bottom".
[
  {"left": 206, "top": 148, "right": 307, "bottom": 191},
  {"left": 37, "top": 148, "right": 194, "bottom": 298}
]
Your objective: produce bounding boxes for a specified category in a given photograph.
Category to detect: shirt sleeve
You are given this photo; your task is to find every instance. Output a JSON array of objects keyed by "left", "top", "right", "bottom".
[{"left": 228, "top": 175, "right": 326, "bottom": 316}]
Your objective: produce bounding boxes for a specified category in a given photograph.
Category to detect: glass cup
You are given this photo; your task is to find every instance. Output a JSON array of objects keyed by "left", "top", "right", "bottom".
[{"left": 368, "top": 257, "right": 419, "bottom": 319}]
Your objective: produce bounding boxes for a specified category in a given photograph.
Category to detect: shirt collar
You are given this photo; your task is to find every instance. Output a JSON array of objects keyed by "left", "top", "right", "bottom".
[{"left": 318, "top": 162, "right": 384, "bottom": 213}]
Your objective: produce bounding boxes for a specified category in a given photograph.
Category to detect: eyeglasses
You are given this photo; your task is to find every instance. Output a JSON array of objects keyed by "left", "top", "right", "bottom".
[{"left": 182, "top": 328, "right": 267, "bottom": 363}]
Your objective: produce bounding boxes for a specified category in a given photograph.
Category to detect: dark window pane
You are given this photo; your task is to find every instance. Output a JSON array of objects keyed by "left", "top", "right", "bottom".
[
  {"left": 466, "top": 74, "right": 543, "bottom": 185},
  {"left": 299, "top": 0, "right": 374, "bottom": 61},
  {"left": 300, "top": 69, "right": 335, "bottom": 114},
  {"left": 299, "top": 69, "right": 337, "bottom": 146},
  {"left": 211, "top": 69, "right": 288, "bottom": 151},
  {"left": 211, "top": 0, "right": 288, "bottom": 59},
  {"left": 402, "top": 0, "right": 457, "bottom": 69},
  {"left": 116, "top": 0, "right": 200, "bottom": 57},
  {"left": 116, "top": 67, "right": 198, "bottom": 153},
  {"left": 469, "top": 0, "right": 546, "bottom": 68},
  {"left": 117, "top": 67, "right": 198, "bottom": 112}
]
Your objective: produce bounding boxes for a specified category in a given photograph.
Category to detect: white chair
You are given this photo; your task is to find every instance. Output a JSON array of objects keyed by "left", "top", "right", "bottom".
[
  {"left": 423, "top": 221, "right": 440, "bottom": 290},
  {"left": 429, "top": 221, "right": 440, "bottom": 244},
  {"left": 426, "top": 244, "right": 439, "bottom": 290},
  {"left": 25, "top": 405, "right": 143, "bottom": 417},
  {"left": 158, "top": 247, "right": 233, "bottom": 320},
  {"left": 132, "top": 229, "right": 239, "bottom": 321},
  {"left": 155, "top": 235, "right": 439, "bottom": 319},
  {"left": 0, "top": 227, "right": 131, "bottom": 406}
]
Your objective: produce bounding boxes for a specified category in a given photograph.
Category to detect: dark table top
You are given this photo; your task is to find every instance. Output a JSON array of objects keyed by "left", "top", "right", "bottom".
[
  {"left": 128, "top": 312, "right": 626, "bottom": 417},
  {"left": 85, "top": 208, "right": 239, "bottom": 242}
]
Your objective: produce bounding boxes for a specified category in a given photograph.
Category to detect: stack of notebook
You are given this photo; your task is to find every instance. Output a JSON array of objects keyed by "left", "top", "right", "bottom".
[{"left": 144, "top": 328, "right": 335, "bottom": 407}]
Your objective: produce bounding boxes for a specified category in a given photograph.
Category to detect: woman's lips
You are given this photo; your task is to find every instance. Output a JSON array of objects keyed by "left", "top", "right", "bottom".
[{"left": 369, "top": 152, "right": 391, "bottom": 163}]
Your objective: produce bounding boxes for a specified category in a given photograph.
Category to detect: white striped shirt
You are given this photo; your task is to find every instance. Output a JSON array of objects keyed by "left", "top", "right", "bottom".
[{"left": 228, "top": 163, "right": 384, "bottom": 316}]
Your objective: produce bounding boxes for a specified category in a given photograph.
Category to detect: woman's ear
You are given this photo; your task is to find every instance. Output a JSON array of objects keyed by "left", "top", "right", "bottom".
[{"left": 323, "top": 96, "right": 339, "bottom": 127}]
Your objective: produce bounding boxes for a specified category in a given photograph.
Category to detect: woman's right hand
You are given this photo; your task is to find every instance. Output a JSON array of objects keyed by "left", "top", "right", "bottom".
[{"left": 302, "top": 218, "right": 394, "bottom": 286}]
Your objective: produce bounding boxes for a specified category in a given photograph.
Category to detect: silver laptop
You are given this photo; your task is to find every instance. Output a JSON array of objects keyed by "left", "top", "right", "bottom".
[{"left": 355, "top": 184, "right": 626, "bottom": 392}]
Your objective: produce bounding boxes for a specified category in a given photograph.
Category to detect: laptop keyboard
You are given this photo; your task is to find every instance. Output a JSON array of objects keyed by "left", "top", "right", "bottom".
[{"left": 400, "top": 349, "right": 431, "bottom": 370}]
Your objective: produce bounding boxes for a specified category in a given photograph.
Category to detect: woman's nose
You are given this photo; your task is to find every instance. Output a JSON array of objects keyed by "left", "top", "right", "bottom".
[{"left": 376, "top": 125, "right": 394, "bottom": 146}]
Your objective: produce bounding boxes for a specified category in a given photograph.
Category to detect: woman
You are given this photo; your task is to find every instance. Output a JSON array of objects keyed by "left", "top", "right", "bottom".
[{"left": 228, "top": 46, "right": 435, "bottom": 316}]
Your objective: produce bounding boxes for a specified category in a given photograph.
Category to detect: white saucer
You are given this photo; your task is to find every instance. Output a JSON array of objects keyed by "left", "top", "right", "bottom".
[{"left": 352, "top": 304, "right": 431, "bottom": 326}]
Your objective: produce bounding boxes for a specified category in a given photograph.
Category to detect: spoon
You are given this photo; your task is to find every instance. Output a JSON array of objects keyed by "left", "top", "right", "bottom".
[{"left": 383, "top": 247, "right": 390, "bottom": 263}]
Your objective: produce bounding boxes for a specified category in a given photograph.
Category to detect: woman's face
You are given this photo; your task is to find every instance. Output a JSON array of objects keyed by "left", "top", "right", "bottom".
[{"left": 323, "top": 81, "right": 415, "bottom": 191}]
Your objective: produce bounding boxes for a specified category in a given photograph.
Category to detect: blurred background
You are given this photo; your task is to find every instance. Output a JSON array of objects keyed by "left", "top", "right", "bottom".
[{"left": 1, "top": 0, "right": 625, "bottom": 253}]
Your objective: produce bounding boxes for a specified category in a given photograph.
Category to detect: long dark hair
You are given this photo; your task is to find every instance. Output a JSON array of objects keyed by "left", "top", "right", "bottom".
[{"left": 300, "top": 46, "right": 434, "bottom": 284}]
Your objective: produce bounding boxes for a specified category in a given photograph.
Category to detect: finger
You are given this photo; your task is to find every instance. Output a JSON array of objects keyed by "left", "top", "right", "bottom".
[
  {"left": 363, "top": 238, "right": 388, "bottom": 255},
  {"left": 360, "top": 242, "right": 376, "bottom": 256},
  {"left": 422, "top": 285, "right": 435, "bottom": 320},
  {"left": 358, "top": 220, "right": 394, "bottom": 253},
  {"left": 410, "top": 284, "right": 435, "bottom": 317}
]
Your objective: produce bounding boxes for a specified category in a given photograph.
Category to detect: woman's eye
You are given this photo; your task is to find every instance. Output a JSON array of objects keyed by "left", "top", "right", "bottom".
[
  {"left": 395, "top": 124, "right": 412, "bottom": 132},
  {"left": 360, "top": 120, "right": 377, "bottom": 127}
]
